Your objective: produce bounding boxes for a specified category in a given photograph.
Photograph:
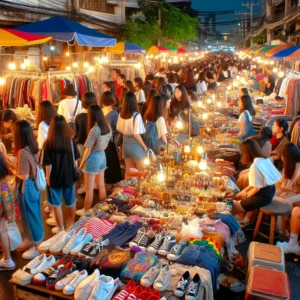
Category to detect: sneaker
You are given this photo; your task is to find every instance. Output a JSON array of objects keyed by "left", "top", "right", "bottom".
[
  {"left": 148, "top": 231, "right": 166, "bottom": 253},
  {"left": 0, "top": 258, "right": 16, "bottom": 271},
  {"left": 112, "top": 279, "right": 135, "bottom": 300},
  {"left": 46, "top": 217, "right": 57, "bottom": 227},
  {"left": 63, "top": 270, "right": 88, "bottom": 295},
  {"left": 32, "top": 255, "right": 56, "bottom": 276},
  {"left": 23, "top": 254, "right": 46, "bottom": 274},
  {"left": 38, "top": 231, "right": 67, "bottom": 252},
  {"left": 129, "top": 228, "right": 146, "bottom": 248},
  {"left": 174, "top": 271, "right": 190, "bottom": 297},
  {"left": 70, "top": 234, "right": 93, "bottom": 256},
  {"left": 16, "top": 239, "right": 33, "bottom": 252},
  {"left": 50, "top": 230, "right": 75, "bottom": 254},
  {"left": 74, "top": 269, "right": 100, "bottom": 300},
  {"left": 76, "top": 208, "right": 87, "bottom": 217},
  {"left": 77, "top": 184, "right": 86, "bottom": 195},
  {"left": 78, "top": 238, "right": 102, "bottom": 258},
  {"left": 46, "top": 260, "right": 73, "bottom": 290},
  {"left": 153, "top": 265, "right": 171, "bottom": 291},
  {"left": 22, "top": 246, "right": 40, "bottom": 260},
  {"left": 44, "top": 206, "right": 51, "bottom": 214},
  {"left": 85, "top": 239, "right": 109, "bottom": 259},
  {"left": 62, "top": 228, "right": 86, "bottom": 254},
  {"left": 138, "top": 230, "right": 156, "bottom": 250},
  {"left": 52, "top": 226, "right": 65, "bottom": 235},
  {"left": 167, "top": 238, "right": 187, "bottom": 261},
  {"left": 276, "top": 241, "right": 300, "bottom": 255},
  {"left": 158, "top": 233, "right": 176, "bottom": 256},
  {"left": 88, "top": 275, "right": 117, "bottom": 300},
  {"left": 140, "top": 263, "right": 162, "bottom": 287},
  {"left": 55, "top": 270, "right": 79, "bottom": 290},
  {"left": 185, "top": 273, "right": 201, "bottom": 300}
]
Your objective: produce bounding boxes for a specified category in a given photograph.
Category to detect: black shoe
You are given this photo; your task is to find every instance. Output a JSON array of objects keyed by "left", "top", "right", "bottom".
[
  {"left": 174, "top": 270, "right": 190, "bottom": 297},
  {"left": 85, "top": 239, "right": 109, "bottom": 259},
  {"left": 185, "top": 273, "right": 201, "bottom": 300},
  {"left": 138, "top": 230, "right": 156, "bottom": 250}
]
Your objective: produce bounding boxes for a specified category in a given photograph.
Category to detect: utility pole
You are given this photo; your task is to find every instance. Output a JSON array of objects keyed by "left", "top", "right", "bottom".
[
  {"left": 242, "top": 2, "right": 260, "bottom": 31},
  {"left": 235, "top": 12, "right": 250, "bottom": 38}
]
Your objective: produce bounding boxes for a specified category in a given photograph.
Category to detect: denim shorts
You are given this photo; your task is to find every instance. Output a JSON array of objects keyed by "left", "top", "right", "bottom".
[
  {"left": 83, "top": 151, "right": 106, "bottom": 174},
  {"left": 47, "top": 185, "right": 76, "bottom": 207},
  {"left": 122, "top": 135, "right": 145, "bottom": 162}
]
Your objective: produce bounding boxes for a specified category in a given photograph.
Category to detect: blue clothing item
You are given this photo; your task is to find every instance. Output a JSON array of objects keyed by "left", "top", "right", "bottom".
[
  {"left": 122, "top": 135, "right": 145, "bottom": 161},
  {"left": 216, "top": 213, "right": 240, "bottom": 235},
  {"left": 143, "top": 121, "right": 164, "bottom": 155},
  {"left": 18, "top": 179, "right": 43, "bottom": 243},
  {"left": 177, "top": 245, "right": 219, "bottom": 291},
  {"left": 102, "top": 222, "right": 142, "bottom": 247},
  {"left": 46, "top": 185, "right": 76, "bottom": 207},
  {"left": 83, "top": 151, "right": 106, "bottom": 174},
  {"left": 105, "top": 110, "right": 118, "bottom": 136},
  {"left": 242, "top": 110, "right": 255, "bottom": 140}
]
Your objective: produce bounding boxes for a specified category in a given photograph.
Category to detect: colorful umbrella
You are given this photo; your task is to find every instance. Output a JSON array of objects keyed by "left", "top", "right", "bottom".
[
  {"left": 265, "top": 45, "right": 292, "bottom": 57},
  {"left": 163, "top": 44, "right": 177, "bottom": 52},
  {"left": 271, "top": 45, "right": 300, "bottom": 60},
  {"left": 177, "top": 47, "right": 188, "bottom": 54},
  {"left": 249, "top": 45, "right": 264, "bottom": 53},
  {"left": 281, "top": 49, "right": 300, "bottom": 61},
  {"left": 259, "top": 45, "right": 277, "bottom": 54},
  {"left": 0, "top": 28, "right": 52, "bottom": 46},
  {"left": 105, "top": 42, "right": 145, "bottom": 54},
  {"left": 148, "top": 46, "right": 171, "bottom": 54},
  {"left": 247, "top": 45, "right": 261, "bottom": 53},
  {"left": 243, "top": 47, "right": 251, "bottom": 52}
]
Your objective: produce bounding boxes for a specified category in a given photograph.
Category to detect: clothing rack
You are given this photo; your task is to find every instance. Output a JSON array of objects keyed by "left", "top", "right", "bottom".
[
  {"left": 286, "top": 69, "right": 300, "bottom": 76},
  {"left": 4, "top": 70, "right": 47, "bottom": 77}
]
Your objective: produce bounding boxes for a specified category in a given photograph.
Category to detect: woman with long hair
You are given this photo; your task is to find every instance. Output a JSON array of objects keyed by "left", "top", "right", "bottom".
[
  {"left": 44, "top": 115, "right": 79, "bottom": 234},
  {"left": 155, "top": 77, "right": 166, "bottom": 94},
  {"left": 117, "top": 92, "right": 147, "bottom": 179},
  {"left": 143, "top": 80, "right": 152, "bottom": 98},
  {"left": 183, "top": 68, "right": 196, "bottom": 92},
  {"left": 124, "top": 80, "right": 136, "bottom": 93},
  {"left": 134, "top": 77, "right": 146, "bottom": 105},
  {"left": 1, "top": 109, "right": 18, "bottom": 152},
  {"left": 14, "top": 120, "right": 44, "bottom": 259},
  {"left": 167, "top": 73, "right": 178, "bottom": 94},
  {"left": 238, "top": 95, "right": 256, "bottom": 140},
  {"left": 77, "top": 105, "right": 111, "bottom": 216},
  {"left": 169, "top": 84, "right": 190, "bottom": 119},
  {"left": 196, "top": 71, "right": 207, "bottom": 95},
  {"left": 102, "top": 81, "right": 117, "bottom": 99},
  {"left": 100, "top": 91, "right": 122, "bottom": 184},
  {"left": 141, "top": 89, "right": 156, "bottom": 119}
]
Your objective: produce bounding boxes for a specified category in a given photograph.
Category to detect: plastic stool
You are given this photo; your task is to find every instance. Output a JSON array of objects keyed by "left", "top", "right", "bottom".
[
  {"left": 246, "top": 266, "right": 291, "bottom": 299},
  {"left": 253, "top": 200, "right": 290, "bottom": 244}
]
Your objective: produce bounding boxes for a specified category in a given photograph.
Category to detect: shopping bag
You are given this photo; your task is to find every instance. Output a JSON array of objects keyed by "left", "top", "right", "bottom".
[{"left": 7, "top": 220, "right": 22, "bottom": 251}]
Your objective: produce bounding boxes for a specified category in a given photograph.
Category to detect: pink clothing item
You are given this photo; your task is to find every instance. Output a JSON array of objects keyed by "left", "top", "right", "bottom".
[{"left": 82, "top": 217, "right": 116, "bottom": 239}]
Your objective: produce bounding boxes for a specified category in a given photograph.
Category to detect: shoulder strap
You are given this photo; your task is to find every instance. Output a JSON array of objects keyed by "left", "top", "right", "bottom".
[
  {"left": 70, "top": 140, "right": 75, "bottom": 164},
  {"left": 73, "top": 98, "right": 79, "bottom": 117},
  {"left": 133, "top": 112, "right": 139, "bottom": 126},
  {"left": 24, "top": 148, "right": 39, "bottom": 165}
]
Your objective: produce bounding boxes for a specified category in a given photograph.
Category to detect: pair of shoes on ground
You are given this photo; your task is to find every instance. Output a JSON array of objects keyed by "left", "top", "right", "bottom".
[
  {"left": 276, "top": 241, "right": 300, "bottom": 255},
  {"left": 78, "top": 237, "right": 109, "bottom": 259},
  {"left": 174, "top": 271, "right": 201, "bottom": 300}
]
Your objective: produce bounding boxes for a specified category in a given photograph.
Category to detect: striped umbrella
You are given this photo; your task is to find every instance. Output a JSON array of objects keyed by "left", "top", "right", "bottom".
[
  {"left": 148, "top": 46, "right": 171, "bottom": 53},
  {"left": 272, "top": 45, "right": 300, "bottom": 60},
  {"left": 265, "top": 44, "right": 292, "bottom": 57}
]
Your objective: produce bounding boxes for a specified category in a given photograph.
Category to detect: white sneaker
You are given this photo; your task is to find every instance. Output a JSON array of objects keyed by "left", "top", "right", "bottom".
[
  {"left": 55, "top": 270, "right": 79, "bottom": 290},
  {"left": 22, "top": 246, "right": 40, "bottom": 260},
  {"left": 33, "top": 255, "right": 56, "bottom": 274},
  {"left": 77, "top": 184, "right": 86, "bottom": 195},
  {"left": 88, "top": 275, "right": 117, "bottom": 300},
  {"left": 0, "top": 258, "right": 16, "bottom": 271},
  {"left": 50, "top": 230, "right": 75, "bottom": 254},
  {"left": 63, "top": 228, "right": 86, "bottom": 254},
  {"left": 22, "top": 254, "right": 46, "bottom": 274},
  {"left": 141, "top": 263, "right": 162, "bottom": 287},
  {"left": 38, "top": 231, "right": 67, "bottom": 252},
  {"left": 70, "top": 234, "right": 93, "bottom": 256},
  {"left": 74, "top": 269, "right": 100, "bottom": 300},
  {"left": 76, "top": 208, "right": 87, "bottom": 217},
  {"left": 153, "top": 264, "right": 171, "bottom": 291},
  {"left": 64, "top": 270, "right": 88, "bottom": 295},
  {"left": 52, "top": 226, "right": 65, "bottom": 235},
  {"left": 46, "top": 217, "right": 57, "bottom": 226},
  {"left": 276, "top": 241, "right": 300, "bottom": 255},
  {"left": 44, "top": 206, "right": 51, "bottom": 214}
]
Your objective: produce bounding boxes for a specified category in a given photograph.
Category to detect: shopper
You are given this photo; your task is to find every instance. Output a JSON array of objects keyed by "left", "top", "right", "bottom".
[
  {"left": 240, "top": 87, "right": 250, "bottom": 96},
  {"left": 218, "top": 64, "right": 231, "bottom": 82},
  {"left": 141, "top": 89, "right": 156, "bottom": 119},
  {"left": 117, "top": 92, "right": 147, "bottom": 179},
  {"left": 167, "top": 73, "right": 178, "bottom": 94},
  {"left": 116, "top": 74, "right": 126, "bottom": 100},
  {"left": 102, "top": 81, "right": 117, "bottom": 99},
  {"left": 238, "top": 95, "right": 256, "bottom": 140},
  {"left": 265, "top": 68, "right": 276, "bottom": 95},
  {"left": 125, "top": 80, "right": 136, "bottom": 93},
  {"left": 111, "top": 68, "right": 121, "bottom": 90},
  {"left": 183, "top": 69, "right": 196, "bottom": 92},
  {"left": 169, "top": 84, "right": 190, "bottom": 119},
  {"left": 134, "top": 77, "right": 146, "bottom": 105},
  {"left": 14, "top": 120, "right": 43, "bottom": 259},
  {"left": 206, "top": 72, "right": 217, "bottom": 90},
  {"left": 196, "top": 71, "right": 207, "bottom": 95},
  {"left": 155, "top": 77, "right": 166, "bottom": 94},
  {"left": 77, "top": 105, "right": 111, "bottom": 216},
  {"left": 100, "top": 91, "right": 122, "bottom": 184},
  {"left": 44, "top": 115, "right": 79, "bottom": 234},
  {"left": 143, "top": 80, "right": 152, "bottom": 98},
  {"left": 1, "top": 109, "right": 18, "bottom": 152},
  {"left": 187, "top": 90, "right": 198, "bottom": 104}
]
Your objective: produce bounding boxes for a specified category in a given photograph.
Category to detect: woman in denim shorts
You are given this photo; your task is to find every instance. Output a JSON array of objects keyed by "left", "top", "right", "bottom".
[{"left": 78, "top": 105, "right": 111, "bottom": 216}]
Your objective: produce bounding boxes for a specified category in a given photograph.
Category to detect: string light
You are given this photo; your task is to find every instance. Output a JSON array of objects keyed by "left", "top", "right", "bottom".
[
  {"left": 0, "top": 77, "right": 5, "bottom": 85},
  {"left": 9, "top": 63, "right": 16, "bottom": 70},
  {"left": 43, "top": 56, "right": 48, "bottom": 61},
  {"left": 89, "top": 66, "right": 95, "bottom": 72},
  {"left": 73, "top": 62, "right": 78, "bottom": 68},
  {"left": 20, "top": 64, "right": 26, "bottom": 70},
  {"left": 66, "top": 66, "right": 71, "bottom": 71},
  {"left": 66, "top": 52, "right": 70, "bottom": 57},
  {"left": 83, "top": 62, "right": 89, "bottom": 68}
]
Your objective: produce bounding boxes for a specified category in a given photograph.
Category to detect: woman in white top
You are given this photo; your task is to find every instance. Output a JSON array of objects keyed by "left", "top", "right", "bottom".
[
  {"left": 143, "top": 94, "right": 168, "bottom": 155},
  {"left": 117, "top": 92, "right": 147, "bottom": 179},
  {"left": 196, "top": 71, "right": 207, "bottom": 95},
  {"left": 233, "top": 139, "right": 281, "bottom": 226},
  {"left": 134, "top": 77, "right": 146, "bottom": 104},
  {"left": 238, "top": 95, "right": 256, "bottom": 140},
  {"left": 57, "top": 84, "right": 82, "bottom": 124}
]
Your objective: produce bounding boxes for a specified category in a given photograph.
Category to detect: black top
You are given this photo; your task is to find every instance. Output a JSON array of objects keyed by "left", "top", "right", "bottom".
[
  {"left": 207, "top": 81, "right": 217, "bottom": 90},
  {"left": 74, "top": 112, "right": 88, "bottom": 144},
  {"left": 170, "top": 99, "right": 190, "bottom": 119},
  {"left": 43, "top": 139, "right": 80, "bottom": 188}
]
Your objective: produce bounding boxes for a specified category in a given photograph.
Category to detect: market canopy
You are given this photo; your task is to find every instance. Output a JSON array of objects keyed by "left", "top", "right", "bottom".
[
  {"left": 271, "top": 45, "right": 300, "bottom": 60},
  {"left": 105, "top": 42, "right": 145, "bottom": 54},
  {"left": 177, "top": 47, "right": 188, "bottom": 54},
  {"left": 0, "top": 28, "right": 52, "bottom": 46},
  {"left": 247, "top": 45, "right": 261, "bottom": 53},
  {"left": 16, "top": 16, "right": 116, "bottom": 47},
  {"left": 249, "top": 45, "right": 264, "bottom": 53},
  {"left": 265, "top": 44, "right": 292, "bottom": 57},
  {"left": 282, "top": 49, "right": 300, "bottom": 61},
  {"left": 148, "top": 45, "right": 171, "bottom": 54}
]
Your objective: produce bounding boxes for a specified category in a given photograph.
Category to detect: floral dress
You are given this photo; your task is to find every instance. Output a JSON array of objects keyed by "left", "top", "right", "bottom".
[{"left": 0, "top": 178, "right": 13, "bottom": 220}]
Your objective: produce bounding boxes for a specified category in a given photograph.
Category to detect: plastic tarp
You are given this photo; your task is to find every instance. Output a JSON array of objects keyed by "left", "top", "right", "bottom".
[
  {"left": 106, "top": 42, "right": 145, "bottom": 54},
  {"left": 271, "top": 45, "right": 300, "bottom": 60}
]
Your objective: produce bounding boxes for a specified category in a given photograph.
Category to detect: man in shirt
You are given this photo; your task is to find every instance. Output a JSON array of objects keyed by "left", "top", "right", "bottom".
[
  {"left": 111, "top": 68, "right": 121, "bottom": 90},
  {"left": 116, "top": 74, "right": 126, "bottom": 100}
]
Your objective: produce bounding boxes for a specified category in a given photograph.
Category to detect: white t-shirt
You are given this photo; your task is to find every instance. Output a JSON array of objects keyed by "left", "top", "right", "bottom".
[
  {"left": 37, "top": 121, "right": 49, "bottom": 149},
  {"left": 57, "top": 98, "right": 82, "bottom": 123},
  {"left": 117, "top": 113, "right": 145, "bottom": 135},
  {"left": 249, "top": 158, "right": 281, "bottom": 188},
  {"left": 238, "top": 110, "right": 252, "bottom": 136},
  {"left": 135, "top": 90, "right": 146, "bottom": 103},
  {"left": 156, "top": 117, "right": 168, "bottom": 139},
  {"left": 196, "top": 81, "right": 207, "bottom": 95}
]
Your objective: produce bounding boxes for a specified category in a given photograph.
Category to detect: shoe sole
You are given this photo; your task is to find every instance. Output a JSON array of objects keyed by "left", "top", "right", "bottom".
[
  {"left": 147, "top": 248, "right": 158, "bottom": 254},
  {"left": 63, "top": 289, "right": 75, "bottom": 296},
  {"left": 157, "top": 250, "right": 168, "bottom": 256},
  {"left": 0, "top": 265, "right": 16, "bottom": 271},
  {"left": 167, "top": 254, "right": 179, "bottom": 261}
]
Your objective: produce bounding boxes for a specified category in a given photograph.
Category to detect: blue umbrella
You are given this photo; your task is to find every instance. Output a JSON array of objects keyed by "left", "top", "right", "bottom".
[{"left": 271, "top": 45, "right": 300, "bottom": 60}]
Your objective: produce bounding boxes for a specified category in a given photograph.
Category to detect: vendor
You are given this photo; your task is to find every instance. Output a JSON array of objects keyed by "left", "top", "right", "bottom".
[
  {"left": 275, "top": 95, "right": 286, "bottom": 109},
  {"left": 240, "top": 87, "right": 250, "bottom": 96},
  {"left": 206, "top": 72, "right": 217, "bottom": 91},
  {"left": 238, "top": 95, "right": 256, "bottom": 140},
  {"left": 169, "top": 84, "right": 190, "bottom": 119},
  {"left": 1, "top": 109, "right": 18, "bottom": 153}
]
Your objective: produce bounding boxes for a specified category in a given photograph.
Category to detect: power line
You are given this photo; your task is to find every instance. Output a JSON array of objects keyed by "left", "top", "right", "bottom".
[{"left": 242, "top": 2, "right": 260, "bottom": 30}]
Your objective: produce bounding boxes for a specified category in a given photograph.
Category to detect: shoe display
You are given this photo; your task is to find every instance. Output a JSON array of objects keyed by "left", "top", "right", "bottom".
[
  {"left": 55, "top": 270, "right": 79, "bottom": 290},
  {"left": 125, "top": 286, "right": 144, "bottom": 300},
  {"left": 153, "top": 264, "right": 171, "bottom": 291},
  {"left": 22, "top": 246, "right": 40, "bottom": 260},
  {"left": 147, "top": 231, "right": 165, "bottom": 254},
  {"left": 46, "top": 260, "right": 73, "bottom": 290},
  {"left": 138, "top": 230, "right": 156, "bottom": 250},
  {"left": 174, "top": 271, "right": 190, "bottom": 297},
  {"left": 140, "top": 263, "right": 162, "bottom": 287},
  {"left": 70, "top": 234, "right": 93, "bottom": 256},
  {"left": 49, "top": 230, "right": 75, "bottom": 254},
  {"left": 0, "top": 258, "right": 16, "bottom": 271},
  {"left": 112, "top": 279, "right": 135, "bottom": 300},
  {"left": 31, "top": 255, "right": 57, "bottom": 284},
  {"left": 38, "top": 231, "right": 67, "bottom": 252},
  {"left": 129, "top": 227, "right": 146, "bottom": 248},
  {"left": 52, "top": 226, "right": 65, "bottom": 235},
  {"left": 76, "top": 208, "right": 87, "bottom": 217},
  {"left": 46, "top": 217, "right": 57, "bottom": 227},
  {"left": 167, "top": 238, "right": 187, "bottom": 261},
  {"left": 88, "top": 275, "right": 118, "bottom": 300},
  {"left": 185, "top": 273, "right": 201, "bottom": 300},
  {"left": 74, "top": 269, "right": 100, "bottom": 300},
  {"left": 63, "top": 270, "right": 88, "bottom": 295},
  {"left": 85, "top": 239, "right": 109, "bottom": 259},
  {"left": 276, "top": 241, "right": 300, "bottom": 255},
  {"left": 62, "top": 228, "right": 86, "bottom": 254},
  {"left": 78, "top": 237, "right": 102, "bottom": 258},
  {"left": 158, "top": 233, "right": 176, "bottom": 256},
  {"left": 22, "top": 254, "right": 46, "bottom": 274},
  {"left": 77, "top": 184, "right": 86, "bottom": 195}
]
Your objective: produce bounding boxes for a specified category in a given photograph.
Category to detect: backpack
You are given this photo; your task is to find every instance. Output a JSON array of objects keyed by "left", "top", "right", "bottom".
[
  {"left": 68, "top": 99, "right": 79, "bottom": 131},
  {"left": 143, "top": 121, "right": 164, "bottom": 155}
]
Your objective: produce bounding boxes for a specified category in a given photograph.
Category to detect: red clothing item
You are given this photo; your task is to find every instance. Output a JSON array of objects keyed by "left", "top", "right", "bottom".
[
  {"left": 116, "top": 85, "right": 124, "bottom": 100},
  {"left": 270, "top": 135, "right": 278, "bottom": 148},
  {"left": 114, "top": 80, "right": 118, "bottom": 90}
]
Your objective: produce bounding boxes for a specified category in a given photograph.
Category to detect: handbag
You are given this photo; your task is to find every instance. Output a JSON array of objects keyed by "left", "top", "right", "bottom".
[
  {"left": 7, "top": 220, "right": 22, "bottom": 251},
  {"left": 68, "top": 99, "right": 79, "bottom": 131},
  {"left": 71, "top": 140, "right": 82, "bottom": 181}
]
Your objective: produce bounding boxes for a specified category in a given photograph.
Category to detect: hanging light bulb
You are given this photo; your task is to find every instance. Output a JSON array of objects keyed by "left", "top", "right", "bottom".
[
  {"left": 184, "top": 145, "right": 191, "bottom": 153},
  {"left": 9, "top": 63, "right": 16, "bottom": 70},
  {"left": 66, "top": 66, "right": 71, "bottom": 71},
  {"left": 0, "top": 77, "right": 5, "bottom": 85},
  {"left": 202, "top": 113, "right": 208, "bottom": 120},
  {"left": 197, "top": 145, "right": 204, "bottom": 154},
  {"left": 66, "top": 52, "right": 70, "bottom": 57},
  {"left": 176, "top": 119, "right": 183, "bottom": 129},
  {"left": 168, "top": 59, "right": 172, "bottom": 63},
  {"left": 199, "top": 152, "right": 207, "bottom": 171},
  {"left": 270, "top": 61, "right": 275, "bottom": 65},
  {"left": 207, "top": 99, "right": 212, "bottom": 104},
  {"left": 83, "top": 62, "right": 89, "bottom": 68},
  {"left": 103, "top": 57, "right": 109, "bottom": 63},
  {"left": 89, "top": 66, "right": 95, "bottom": 72},
  {"left": 278, "top": 71, "right": 285, "bottom": 78},
  {"left": 43, "top": 56, "right": 48, "bottom": 61},
  {"left": 227, "top": 86, "right": 231, "bottom": 90},
  {"left": 50, "top": 45, "right": 56, "bottom": 51},
  {"left": 20, "top": 64, "right": 26, "bottom": 70},
  {"left": 273, "top": 67, "right": 278, "bottom": 73},
  {"left": 122, "top": 56, "right": 126, "bottom": 61},
  {"left": 217, "top": 101, "right": 222, "bottom": 107},
  {"left": 144, "top": 156, "right": 150, "bottom": 165},
  {"left": 157, "top": 164, "right": 165, "bottom": 182},
  {"left": 197, "top": 100, "right": 203, "bottom": 108},
  {"left": 24, "top": 59, "right": 29, "bottom": 66},
  {"left": 146, "top": 55, "right": 149, "bottom": 59},
  {"left": 73, "top": 62, "right": 78, "bottom": 68}
]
